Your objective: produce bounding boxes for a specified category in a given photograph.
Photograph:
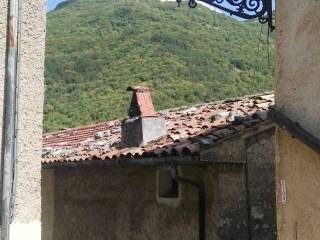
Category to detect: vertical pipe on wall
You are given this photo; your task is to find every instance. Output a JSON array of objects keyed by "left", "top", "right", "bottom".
[
  {"left": 245, "top": 159, "right": 252, "bottom": 240},
  {"left": 1, "top": 0, "right": 19, "bottom": 238},
  {"left": 171, "top": 167, "right": 206, "bottom": 240}
]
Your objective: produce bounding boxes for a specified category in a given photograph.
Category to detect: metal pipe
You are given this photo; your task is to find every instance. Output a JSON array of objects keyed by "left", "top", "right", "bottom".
[
  {"left": 2, "top": 0, "right": 19, "bottom": 238},
  {"left": 171, "top": 166, "right": 206, "bottom": 240},
  {"left": 244, "top": 159, "right": 252, "bottom": 240}
]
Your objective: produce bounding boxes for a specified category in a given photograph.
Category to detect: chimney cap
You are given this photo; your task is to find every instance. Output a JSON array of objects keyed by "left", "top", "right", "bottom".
[{"left": 127, "top": 86, "right": 157, "bottom": 118}]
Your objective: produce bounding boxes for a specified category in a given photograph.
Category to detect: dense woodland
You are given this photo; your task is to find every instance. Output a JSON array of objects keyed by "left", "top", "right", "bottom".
[{"left": 44, "top": 0, "right": 274, "bottom": 132}]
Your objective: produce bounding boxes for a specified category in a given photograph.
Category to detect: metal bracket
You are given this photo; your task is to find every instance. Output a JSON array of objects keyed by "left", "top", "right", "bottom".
[{"left": 179, "top": 0, "right": 275, "bottom": 31}]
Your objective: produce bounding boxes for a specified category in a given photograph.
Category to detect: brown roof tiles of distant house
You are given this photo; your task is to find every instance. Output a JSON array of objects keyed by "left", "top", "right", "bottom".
[{"left": 42, "top": 93, "right": 274, "bottom": 165}]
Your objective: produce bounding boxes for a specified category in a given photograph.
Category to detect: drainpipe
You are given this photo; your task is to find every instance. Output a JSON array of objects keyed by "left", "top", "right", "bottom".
[
  {"left": 171, "top": 166, "right": 205, "bottom": 240},
  {"left": 2, "top": 0, "right": 19, "bottom": 239}
]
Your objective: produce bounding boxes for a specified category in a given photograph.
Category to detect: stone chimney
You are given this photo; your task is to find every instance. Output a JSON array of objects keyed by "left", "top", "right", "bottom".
[{"left": 121, "top": 86, "right": 166, "bottom": 147}]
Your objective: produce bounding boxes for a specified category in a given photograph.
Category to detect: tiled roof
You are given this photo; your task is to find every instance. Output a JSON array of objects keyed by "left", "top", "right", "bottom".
[{"left": 42, "top": 93, "right": 274, "bottom": 164}]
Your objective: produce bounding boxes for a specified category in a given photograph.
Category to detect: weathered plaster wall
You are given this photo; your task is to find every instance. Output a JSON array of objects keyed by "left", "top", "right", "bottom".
[
  {"left": 211, "top": 164, "right": 249, "bottom": 239},
  {"left": 46, "top": 166, "right": 249, "bottom": 240},
  {"left": 0, "top": 0, "right": 46, "bottom": 239},
  {"left": 246, "top": 129, "right": 277, "bottom": 240},
  {"left": 43, "top": 128, "right": 276, "bottom": 240},
  {"left": 276, "top": 130, "right": 320, "bottom": 239},
  {"left": 276, "top": 1, "right": 320, "bottom": 239},
  {"left": 54, "top": 167, "right": 201, "bottom": 240},
  {"left": 276, "top": 1, "right": 320, "bottom": 135}
]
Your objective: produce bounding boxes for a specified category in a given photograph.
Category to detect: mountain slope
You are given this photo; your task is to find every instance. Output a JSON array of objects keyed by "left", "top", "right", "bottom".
[{"left": 44, "top": 0, "right": 274, "bottom": 132}]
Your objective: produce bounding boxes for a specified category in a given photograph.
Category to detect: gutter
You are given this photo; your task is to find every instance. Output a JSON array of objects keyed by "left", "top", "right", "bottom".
[
  {"left": 1, "top": 0, "right": 20, "bottom": 239},
  {"left": 42, "top": 156, "right": 208, "bottom": 169},
  {"left": 268, "top": 108, "right": 320, "bottom": 154}
]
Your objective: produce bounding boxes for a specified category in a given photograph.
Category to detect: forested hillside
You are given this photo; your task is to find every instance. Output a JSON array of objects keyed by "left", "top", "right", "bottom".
[{"left": 44, "top": 0, "right": 274, "bottom": 132}]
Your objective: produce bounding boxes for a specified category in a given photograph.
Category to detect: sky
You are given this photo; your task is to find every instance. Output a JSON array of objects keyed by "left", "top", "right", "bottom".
[
  {"left": 47, "top": 0, "right": 275, "bottom": 13},
  {"left": 46, "top": 0, "right": 222, "bottom": 12},
  {"left": 47, "top": 0, "right": 65, "bottom": 12}
]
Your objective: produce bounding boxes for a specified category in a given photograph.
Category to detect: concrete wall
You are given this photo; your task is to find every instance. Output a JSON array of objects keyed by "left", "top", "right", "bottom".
[
  {"left": 0, "top": 0, "right": 46, "bottom": 239},
  {"left": 42, "top": 130, "right": 276, "bottom": 240},
  {"left": 275, "top": 1, "right": 320, "bottom": 239}
]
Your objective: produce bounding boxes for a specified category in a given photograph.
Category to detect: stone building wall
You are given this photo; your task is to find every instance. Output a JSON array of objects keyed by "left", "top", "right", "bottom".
[
  {"left": 246, "top": 129, "right": 277, "bottom": 239},
  {"left": 275, "top": 1, "right": 320, "bottom": 239},
  {"left": 42, "top": 129, "right": 276, "bottom": 240},
  {"left": 45, "top": 166, "right": 247, "bottom": 240},
  {"left": 0, "top": 0, "right": 46, "bottom": 239}
]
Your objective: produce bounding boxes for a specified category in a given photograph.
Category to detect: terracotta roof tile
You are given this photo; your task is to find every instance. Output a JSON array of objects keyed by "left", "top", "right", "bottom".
[
  {"left": 127, "top": 86, "right": 157, "bottom": 117},
  {"left": 42, "top": 93, "right": 274, "bottom": 164}
]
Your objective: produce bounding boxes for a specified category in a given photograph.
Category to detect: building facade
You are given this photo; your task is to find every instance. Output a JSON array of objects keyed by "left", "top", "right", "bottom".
[
  {"left": 0, "top": 0, "right": 46, "bottom": 239},
  {"left": 275, "top": 1, "right": 320, "bottom": 239},
  {"left": 42, "top": 91, "right": 277, "bottom": 240}
]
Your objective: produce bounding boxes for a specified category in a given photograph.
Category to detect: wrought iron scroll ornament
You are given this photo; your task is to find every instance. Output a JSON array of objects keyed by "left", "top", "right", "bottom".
[{"left": 177, "top": 0, "right": 275, "bottom": 31}]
